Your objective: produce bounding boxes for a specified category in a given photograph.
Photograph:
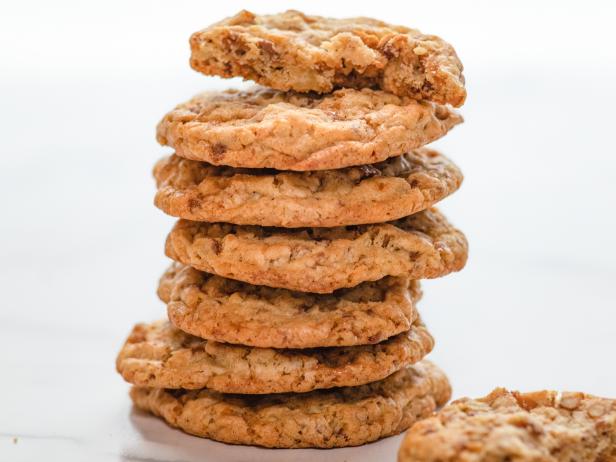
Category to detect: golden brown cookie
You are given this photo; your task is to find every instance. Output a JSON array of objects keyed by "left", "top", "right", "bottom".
[
  {"left": 158, "top": 263, "right": 421, "bottom": 348},
  {"left": 190, "top": 10, "right": 466, "bottom": 106},
  {"left": 165, "top": 208, "right": 467, "bottom": 293},
  {"left": 130, "top": 360, "right": 451, "bottom": 448},
  {"left": 398, "top": 388, "right": 616, "bottom": 462},
  {"left": 116, "top": 320, "right": 433, "bottom": 394},
  {"left": 153, "top": 148, "right": 462, "bottom": 227},
  {"left": 156, "top": 87, "right": 461, "bottom": 171}
]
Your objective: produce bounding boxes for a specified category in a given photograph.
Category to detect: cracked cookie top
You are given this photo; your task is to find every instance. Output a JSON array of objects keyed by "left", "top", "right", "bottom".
[
  {"left": 156, "top": 87, "right": 461, "bottom": 170},
  {"left": 399, "top": 388, "right": 616, "bottom": 462},
  {"left": 165, "top": 208, "right": 468, "bottom": 293},
  {"left": 153, "top": 148, "right": 462, "bottom": 227},
  {"left": 116, "top": 319, "right": 433, "bottom": 394},
  {"left": 190, "top": 10, "right": 466, "bottom": 106},
  {"left": 130, "top": 360, "right": 451, "bottom": 448},
  {"left": 159, "top": 263, "right": 421, "bottom": 348}
]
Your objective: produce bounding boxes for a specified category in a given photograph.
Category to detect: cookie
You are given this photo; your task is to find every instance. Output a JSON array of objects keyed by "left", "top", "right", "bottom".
[
  {"left": 158, "top": 263, "right": 421, "bottom": 348},
  {"left": 165, "top": 208, "right": 467, "bottom": 293},
  {"left": 153, "top": 148, "right": 462, "bottom": 227},
  {"left": 130, "top": 360, "right": 451, "bottom": 448},
  {"left": 398, "top": 388, "right": 616, "bottom": 462},
  {"left": 116, "top": 319, "right": 433, "bottom": 394},
  {"left": 156, "top": 87, "right": 461, "bottom": 171},
  {"left": 189, "top": 10, "right": 466, "bottom": 107}
]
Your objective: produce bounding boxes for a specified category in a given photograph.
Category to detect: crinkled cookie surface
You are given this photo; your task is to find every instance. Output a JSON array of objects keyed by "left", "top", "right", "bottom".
[
  {"left": 399, "top": 388, "right": 616, "bottom": 462},
  {"left": 154, "top": 148, "right": 462, "bottom": 227},
  {"left": 131, "top": 360, "right": 451, "bottom": 448},
  {"left": 190, "top": 10, "right": 466, "bottom": 106},
  {"left": 156, "top": 86, "right": 461, "bottom": 170}
]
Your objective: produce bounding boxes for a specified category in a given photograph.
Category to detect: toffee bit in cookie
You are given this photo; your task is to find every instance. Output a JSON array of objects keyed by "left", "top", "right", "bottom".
[{"left": 210, "top": 142, "right": 227, "bottom": 160}]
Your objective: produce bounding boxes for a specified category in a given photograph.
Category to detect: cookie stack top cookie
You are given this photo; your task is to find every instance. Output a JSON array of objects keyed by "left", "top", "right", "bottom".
[
  {"left": 189, "top": 9, "right": 466, "bottom": 106},
  {"left": 118, "top": 9, "right": 467, "bottom": 449}
]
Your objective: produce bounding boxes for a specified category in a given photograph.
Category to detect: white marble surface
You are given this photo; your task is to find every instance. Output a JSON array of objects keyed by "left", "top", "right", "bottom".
[{"left": 1, "top": 1, "right": 616, "bottom": 461}]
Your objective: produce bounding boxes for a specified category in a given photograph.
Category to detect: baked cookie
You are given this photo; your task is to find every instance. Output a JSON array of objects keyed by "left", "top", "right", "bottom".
[
  {"left": 156, "top": 87, "right": 461, "bottom": 171},
  {"left": 158, "top": 263, "right": 421, "bottom": 348},
  {"left": 189, "top": 10, "right": 466, "bottom": 107},
  {"left": 116, "top": 319, "right": 433, "bottom": 394},
  {"left": 165, "top": 208, "right": 467, "bottom": 293},
  {"left": 130, "top": 360, "right": 451, "bottom": 448},
  {"left": 153, "top": 148, "right": 462, "bottom": 227},
  {"left": 398, "top": 388, "right": 616, "bottom": 462}
]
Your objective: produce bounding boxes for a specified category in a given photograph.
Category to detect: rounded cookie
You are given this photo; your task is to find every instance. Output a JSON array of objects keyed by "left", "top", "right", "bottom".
[
  {"left": 156, "top": 87, "right": 462, "bottom": 171},
  {"left": 190, "top": 10, "right": 466, "bottom": 106},
  {"left": 398, "top": 388, "right": 616, "bottom": 462},
  {"left": 153, "top": 148, "right": 463, "bottom": 227},
  {"left": 158, "top": 263, "right": 421, "bottom": 348},
  {"left": 116, "top": 320, "right": 433, "bottom": 394},
  {"left": 130, "top": 360, "right": 451, "bottom": 448},
  {"left": 165, "top": 208, "right": 468, "bottom": 293}
]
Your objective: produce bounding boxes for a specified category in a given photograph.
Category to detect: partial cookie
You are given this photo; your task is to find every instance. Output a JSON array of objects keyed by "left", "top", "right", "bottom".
[
  {"left": 156, "top": 87, "right": 461, "bottom": 171},
  {"left": 154, "top": 148, "right": 462, "bottom": 227},
  {"left": 165, "top": 208, "right": 467, "bottom": 293},
  {"left": 130, "top": 360, "right": 451, "bottom": 448},
  {"left": 116, "top": 320, "right": 433, "bottom": 394},
  {"left": 158, "top": 263, "right": 421, "bottom": 348},
  {"left": 398, "top": 388, "right": 616, "bottom": 462},
  {"left": 190, "top": 10, "right": 466, "bottom": 106}
]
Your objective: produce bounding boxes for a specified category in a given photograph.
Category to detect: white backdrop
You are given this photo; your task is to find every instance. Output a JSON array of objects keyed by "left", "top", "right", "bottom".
[{"left": 1, "top": 1, "right": 615, "bottom": 461}]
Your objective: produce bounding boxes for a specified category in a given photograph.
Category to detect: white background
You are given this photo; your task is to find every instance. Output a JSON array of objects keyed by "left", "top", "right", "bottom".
[{"left": 1, "top": 1, "right": 615, "bottom": 461}]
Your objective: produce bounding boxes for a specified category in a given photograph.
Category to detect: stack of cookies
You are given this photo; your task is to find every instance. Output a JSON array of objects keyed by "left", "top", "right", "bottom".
[{"left": 116, "top": 10, "right": 468, "bottom": 449}]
